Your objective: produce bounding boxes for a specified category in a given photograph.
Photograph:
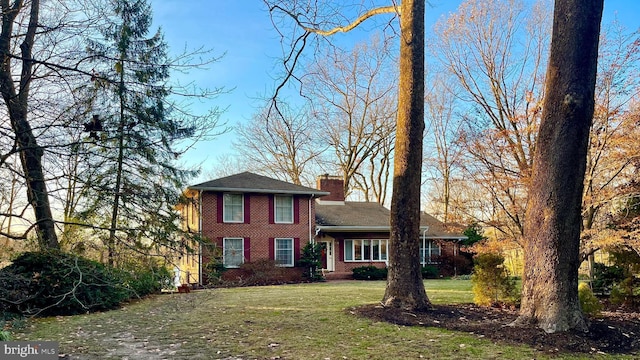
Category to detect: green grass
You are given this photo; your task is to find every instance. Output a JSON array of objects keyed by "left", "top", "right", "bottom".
[{"left": 13, "top": 280, "right": 635, "bottom": 359}]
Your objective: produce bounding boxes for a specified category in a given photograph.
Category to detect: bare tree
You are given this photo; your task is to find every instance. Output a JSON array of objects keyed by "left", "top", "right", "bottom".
[
  {"left": 423, "top": 73, "right": 465, "bottom": 224},
  {"left": 235, "top": 102, "right": 323, "bottom": 185},
  {"left": 303, "top": 36, "right": 396, "bottom": 201},
  {"left": 265, "top": 0, "right": 430, "bottom": 310},
  {"left": 0, "top": 0, "right": 60, "bottom": 249},
  {"left": 431, "top": 0, "right": 550, "bottom": 241},
  {"left": 514, "top": 0, "right": 603, "bottom": 333}
]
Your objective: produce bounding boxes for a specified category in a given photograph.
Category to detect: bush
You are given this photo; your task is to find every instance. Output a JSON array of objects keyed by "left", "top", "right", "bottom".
[
  {"left": 0, "top": 251, "right": 129, "bottom": 317},
  {"left": 421, "top": 265, "right": 439, "bottom": 279},
  {"left": 299, "top": 242, "right": 324, "bottom": 282},
  {"left": 610, "top": 277, "right": 640, "bottom": 307},
  {"left": 0, "top": 330, "right": 10, "bottom": 341},
  {"left": 235, "top": 259, "right": 289, "bottom": 286},
  {"left": 471, "top": 253, "right": 517, "bottom": 307},
  {"left": 120, "top": 262, "right": 172, "bottom": 298},
  {"left": 578, "top": 282, "right": 602, "bottom": 316},
  {"left": 352, "top": 266, "right": 387, "bottom": 280},
  {"left": 592, "top": 263, "right": 625, "bottom": 295}
]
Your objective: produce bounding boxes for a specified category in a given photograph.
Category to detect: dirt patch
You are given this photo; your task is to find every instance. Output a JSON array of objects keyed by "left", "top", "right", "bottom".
[{"left": 352, "top": 303, "right": 640, "bottom": 356}]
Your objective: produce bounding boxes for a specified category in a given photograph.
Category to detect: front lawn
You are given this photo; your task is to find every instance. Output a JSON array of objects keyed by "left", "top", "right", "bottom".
[{"left": 13, "top": 280, "right": 631, "bottom": 359}]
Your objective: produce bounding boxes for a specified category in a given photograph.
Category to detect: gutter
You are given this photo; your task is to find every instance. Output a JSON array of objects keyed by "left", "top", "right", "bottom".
[{"left": 188, "top": 186, "right": 329, "bottom": 197}]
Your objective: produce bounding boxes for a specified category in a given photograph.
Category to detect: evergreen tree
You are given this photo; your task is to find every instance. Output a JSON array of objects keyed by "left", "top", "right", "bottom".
[{"left": 76, "top": 0, "right": 215, "bottom": 265}]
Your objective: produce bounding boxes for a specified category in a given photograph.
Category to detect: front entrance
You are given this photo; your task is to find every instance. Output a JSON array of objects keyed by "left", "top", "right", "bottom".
[{"left": 318, "top": 240, "right": 334, "bottom": 272}]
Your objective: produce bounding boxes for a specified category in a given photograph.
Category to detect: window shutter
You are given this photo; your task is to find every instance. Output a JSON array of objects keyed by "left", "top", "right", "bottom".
[
  {"left": 337, "top": 238, "right": 344, "bottom": 261},
  {"left": 294, "top": 238, "right": 301, "bottom": 263},
  {"left": 268, "top": 195, "right": 274, "bottom": 224},
  {"left": 293, "top": 196, "right": 300, "bottom": 224},
  {"left": 244, "top": 194, "right": 250, "bottom": 224},
  {"left": 268, "top": 238, "right": 275, "bottom": 260},
  {"left": 244, "top": 238, "right": 251, "bottom": 262},
  {"left": 216, "top": 193, "right": 223, "bottom": 223}
]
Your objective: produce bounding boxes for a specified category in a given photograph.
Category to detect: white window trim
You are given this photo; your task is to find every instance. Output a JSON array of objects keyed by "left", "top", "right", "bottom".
[
  {"left": 274, "top": 237, "right": 294, "bottom": 267},
  {"left": 420, "top": 239, "right": 441, "bottom": 265},
  {"left": 223, "top": 237, "right": 244, "bottom": 268},
  {"left": 274, "top": 195, "right": 294, "bottom": 224},
  {"left": 344, "top": 239, "right": 388, "bottom": 262},
  {"left": 223, "top": 193, "right": 244, "bottom": 223}
]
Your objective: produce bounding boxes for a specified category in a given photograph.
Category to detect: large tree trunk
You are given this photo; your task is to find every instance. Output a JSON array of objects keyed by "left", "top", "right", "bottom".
[
  {"left": 515, "top": 0, "right": 603, "bottom": 333},
  {"left": 382, "top": 0, "right": 430, "bottom": 311},
  {"left": 0, "top": 0, "right": 59, "bottom": 250}
]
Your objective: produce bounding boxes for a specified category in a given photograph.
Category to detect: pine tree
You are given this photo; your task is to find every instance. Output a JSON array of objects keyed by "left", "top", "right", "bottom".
[{"left": 77, "top": 0, "right": 201, "bottom": 265}]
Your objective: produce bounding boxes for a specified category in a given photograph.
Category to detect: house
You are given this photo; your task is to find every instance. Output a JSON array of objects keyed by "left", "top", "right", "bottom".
[
  {"left": 176, "top": 172, "right": 467, "bottom": 285},
  {"left": 314, "top": 175, "right": 468, "bottom": 279},
  {"left": 176, "top": 172, "right": 329, "bottom": 285}
]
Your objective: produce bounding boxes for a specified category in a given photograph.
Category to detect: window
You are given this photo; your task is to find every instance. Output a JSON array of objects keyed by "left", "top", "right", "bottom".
[
  {"left": 274, "top": 195, "right": 293, "bottom": 223},
  {"left": 420, "top": 239, "right": 441, "bottom": 265},
  {"left": 274, "top": 238, "right": 294, "bottom": 267},
  {"left": 344, "top": 239, "right": 388, "bottom": 262},
  {"left": 223, "top": 238, "right": 244, "bottom": 268},
  {"left": 223, "top": 193, "right": 243, "bottom": 223}
]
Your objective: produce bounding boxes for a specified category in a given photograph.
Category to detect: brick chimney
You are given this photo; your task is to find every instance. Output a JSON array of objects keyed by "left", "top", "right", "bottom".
[{"left": 317, "top": 174, "right": 345, "bottom": 201}]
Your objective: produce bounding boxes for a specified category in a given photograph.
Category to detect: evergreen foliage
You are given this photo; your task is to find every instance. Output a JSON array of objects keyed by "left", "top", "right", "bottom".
[
  {"left": 299, "top": 242, "right": 324, "bottom": 281},
  {"left": 578, "top": 282, "right": 602, "bottom": 316},
  {"left": 352, "top": 266, "right": 387, "bottom": 280},
  {"left": 0, "top": 251, "right": 170, "bottom": 317},
  {"left": 471, "top": 253, "right": 517, "bottom": 307}
]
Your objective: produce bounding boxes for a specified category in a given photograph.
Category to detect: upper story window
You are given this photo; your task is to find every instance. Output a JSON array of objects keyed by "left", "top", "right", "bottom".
[
  {"left": 274, "top": 195, "right": 293, "bottom": 224},
  {"left": 223, "top": 193, "right": 244, "bottom": 223}
]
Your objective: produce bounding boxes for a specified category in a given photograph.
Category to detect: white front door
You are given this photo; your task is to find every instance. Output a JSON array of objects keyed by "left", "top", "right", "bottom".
[{"left": 319, "top": 240, "right": 335, "bottom": 272}]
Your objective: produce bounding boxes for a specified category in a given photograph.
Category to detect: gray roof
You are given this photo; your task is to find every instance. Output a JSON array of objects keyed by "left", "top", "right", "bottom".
[
  {"left": 315, "top": 201, "right": 466, "bottom": 238},
  {"left": 189, "top": 172, "right": 329, "bottom": 196}
]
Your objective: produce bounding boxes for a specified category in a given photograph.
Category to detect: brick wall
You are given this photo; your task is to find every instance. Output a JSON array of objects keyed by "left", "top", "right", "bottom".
[{"left": 200, "top": 191, "right": 314, "bottom": 268}]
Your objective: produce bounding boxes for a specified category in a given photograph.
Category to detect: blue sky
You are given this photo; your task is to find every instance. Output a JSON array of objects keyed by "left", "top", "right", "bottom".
[{"left": 150, "top": 0, "right": 639, "bottom": 180}]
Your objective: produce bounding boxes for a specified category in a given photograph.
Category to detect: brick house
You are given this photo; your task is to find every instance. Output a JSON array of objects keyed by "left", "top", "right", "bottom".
[
  {"left": 314, "top": 175, "right": 468, "bottom": 279},
  {"left": 176, "top": 172, "right": 466, "bottom": 285},
  {"left": 177, "top": 172, "right": 329, "bottom": 284}
]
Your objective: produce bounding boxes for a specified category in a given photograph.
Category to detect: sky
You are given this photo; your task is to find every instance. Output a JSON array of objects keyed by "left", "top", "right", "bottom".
[{"left": 150, "top": 0, "right": 640, "bottom": 183}]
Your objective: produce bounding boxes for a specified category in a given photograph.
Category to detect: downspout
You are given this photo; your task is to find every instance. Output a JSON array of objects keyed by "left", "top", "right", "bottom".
[
  {"left": 198, "top": 189, "right": 203, "bottom": 286},
  {"left": 309, "top": 194, "right": 315, "bottom": 244},
  {"left": 421, "top": 227, "right": 429, "bottom": 266}
]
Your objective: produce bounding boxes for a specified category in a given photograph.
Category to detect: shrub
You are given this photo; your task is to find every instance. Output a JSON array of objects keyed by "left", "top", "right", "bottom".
[
  {"left": 120, "top": 262, "right": 172, "bottom": 298},
  {"left": 202, "top": 246, "right": 226, "bottom": 285},
  {"left": 299, "top": 242, "right": 324, "bottom": 282},
  {"left": 592, "top": 263, "right": 625, "bottom": 295},
  {"left": 471, "top": 253, "right": 517, "bottom": 307},
  {"left": 0, "top": 330, "right": 11, "bottom": 341},
  {"left": 235, "top": 259, "right": 288, "bottom": 286},
  {"left": 352, "top": 266, "right": 387, "bottom": 280},
  {"left": 0, "top": 251, "right": 129, "bottom": 317},
  {"left": 610, "top": 277, "right": 640, "bottom": 308},
  {"left": 421, "top": 265, "right": 439, "bottom": 279},
  {"left": 578, "top": 282, "right": 602, "bottom": 316}
]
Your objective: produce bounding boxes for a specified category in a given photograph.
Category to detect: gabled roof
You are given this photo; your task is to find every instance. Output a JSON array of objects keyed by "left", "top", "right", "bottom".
[
  {"left": 315, "top": 201, "right": 466, "bottom": 239},
  {"left": 189, "top": 172, "right": 329, "bottom": 196}
]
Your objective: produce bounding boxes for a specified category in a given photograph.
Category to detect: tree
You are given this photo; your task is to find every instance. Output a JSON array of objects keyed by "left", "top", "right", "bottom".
[
  {"left": 265, "top": 0, "right": 430, "bottom": 310},
  {"left": 303, "top": 36, "right": 397, "bottom": 202},
  {"left": 423, "top": 73, "right": 465, "bottom": 224},
  {"left": 76, "top": 0, "right": 224, "bottom": 265},
  {"left": 431, "top": 0, "right": 551, "bottom": 243},
  {"left": 515, "top": 0, "right": 603, "bottom": 333},
  {"left": 234, "top": 102, "right": 323, "bottom": 185},
  {"left": 580, "top": 23, "right": 640, "bottom": 261},
  {"left": 0, "top": 0, "right": 59, "bottom": 249}
]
